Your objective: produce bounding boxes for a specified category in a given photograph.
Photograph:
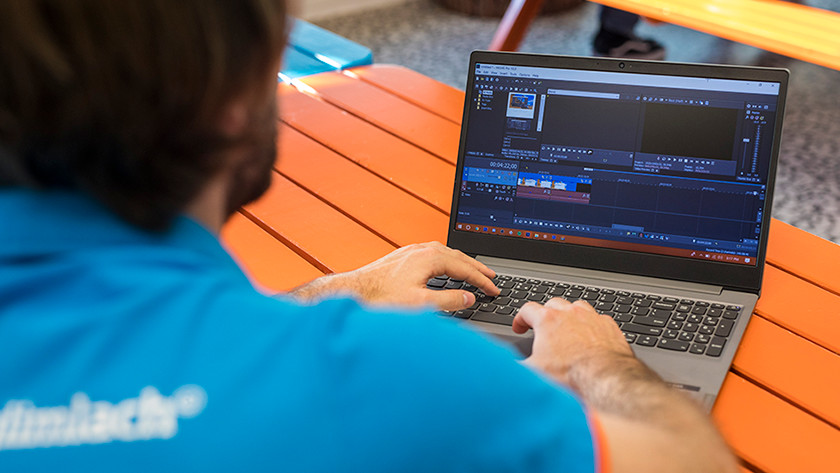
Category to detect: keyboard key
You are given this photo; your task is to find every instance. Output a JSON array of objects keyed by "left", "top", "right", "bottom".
[
  {"left": 652, "top": 302, "right": 675, "bottom": 310},
  {"left": 599, "top": 294, "right": 617, "bottom": 303},
  {"left": 672, "top": 312, "right": 687, "bottom": 322},
  {"left": 471, "top": 311, "right": 514, "bottom": 326},
  {"left": 478, "top": 303, "right": 498, "bottom": 312},
  {"left": 707, "top": 308, "right": 722, "bottom": 317},
  {"left": 663, "top": 329, "right": 679, "bottom": 339},
  {"left": 565, "top": 289, "right": 583, "bottom": 299},
  {"left": 498, "top": 280, "right": 516, "bottom": 289},
  {"left": 632, "top": 316, "right": 667, "bottom": 328},
  {"left": 691, "top": 306, "right": 708, "bottom": 315},
  {"left": 690, "top": 343, "right": 706, "bottom": 355},
  {"left": 497, "top": 275, "right": 512, "bottom": 280},
  {"left": 614, "top": 304, "right": 632, "bottom": 313},
  {"left": 621, "top": 323, "right": 663, "bottom": 336},
  {"left": 676, "top": 304, "right": 692, "bottom": 313},
  {"left": 547, "top": 287, "right": 566, "bottom": 296},
  {"left": 586, "top": 287, "right": 601, "bottom": 292},
  {"left": 631, "top": 307, "right": 650, "bottom": 316},
  {"left": 698, "top": 325, "right": 714, "bottom": 335},
  {"left": 716, "top": 319, "right": 735, "bottom": 337},
  {"left": 594, "top": 302, "right": 614, "bottom": 312},
  {"left": 703, "top": 317, "right": 719, "bottom": 326},
  {"left": 454, "top": 309, "right": 473, "bottom": 319},
  {"left": 688, "top": 314, "right": 704, "bottom": 324},
  {"left": 510, "top": 299, "right": 526, "bottom": 308},
  {"left": 678, "top": 332, "right": 695, "bottom": 342},
  {"left": 680, "top": 299, "right": 695, "bottom": 305},
  {"left": 438, "top": 310, "right": 454, "bottom": 317},
  {"left": 613, "top": 313, "right": 632, "bottom": 323},
  {"left": 516, "top": 283, "right": 533, "bottom": 291},
  {"left": 658, "top": 338, "right": 690, "bottom": 352},
  {"left": 601, "top": 289, "right": 616, "bottom": 295},
  {"left": 617, "top": 296, "right": 635, "bottom": 305},
  {"left": 636, "top": 335, "right": 658, "bottom": 347},
  {"left": 706, "top": 337, "right": 726, "bottom": 357},
  {"left": 710, "top": 303, "right": 725, "bottom": 309},
  {"left": 496, "top": 306, "right": 515, "bottom": 315},
  {"left": 695, "top": 333, "right": 711, "bottom": 344},
  {"left": 695, "top": 301, "right": 710, "bottom": 307},
  {"left": 723, "top": 310, "right": 739, "bottom": 320},
  {"left": 444, "top": 280, "right": 463, "bottom": 290},
  {"left": 631, "top": 293, "right": 646, "bottom": 299},
  {"left": 667, "top": 320, "right": 683, "bottom": 330},
  {"left": 726, "top": 305, "right": 742, "bottom": 311},
  {"left": 512, "top": 277, "right": 526, "bottom": 282},
  {"left": 498, "top": 288, "right": 512, "bottom": 297},
  {"left": 426, "top": 278, "right": 446, "bottom": 288},
  {"left": 683, "top": 322, "right": 699, "bottom": 333},
  {"left": 582, "top": 292, "right": 600, "bottom": 301},
  {"left": 651, "top": 309, "right": 673, "bottom": 319},
  {"left": 526, "top": 293, "right": 545, "bottom": 302},
  {"left": 476, "top": 293, "right": 495, "bottom": 303},
  {"left": 571, "top": 284, "right": 585, "bottom": 291},
  {"left": 663, "top": 297, "right": 679, "bottom": 303},
  {"left": 634, "top": 299, "right": 652, "bottom": 308},
  {"left": 624, "top": 332, "right": 638, "bottom": 343},
  {"left": 646, "top": 295, "right": 662, "bottom": 301},
  {"left": 532, "top": 285, "right": 549, "bottom": 294},
  {"left": 510, "top": 290, "right": 528, "bottom": 299},
  {"left": 494, "top": 297, "right": 512, "bottom": 306},
  {"left": 528, "top": 278, "right": 542, "bottom": 285},
  {"left": 617, "top": 290, "right": 631, "bottom": 297}
]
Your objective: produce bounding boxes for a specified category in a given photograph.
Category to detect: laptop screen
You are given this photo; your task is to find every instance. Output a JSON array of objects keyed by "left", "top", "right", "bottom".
[{"left": 453, "top": 60, "right": 784, "bottom": 267}]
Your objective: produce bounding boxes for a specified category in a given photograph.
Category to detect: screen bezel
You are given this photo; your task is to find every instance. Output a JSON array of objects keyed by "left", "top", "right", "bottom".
[{"left": 447, "top": 51, "right": 789, "bottom": 294}]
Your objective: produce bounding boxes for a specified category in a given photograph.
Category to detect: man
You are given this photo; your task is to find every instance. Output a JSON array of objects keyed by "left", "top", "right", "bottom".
[
  {"left": 0, "top": 1, "right": 736, "bottom": 471},
  {"left": 593, "top": 6, "right": 666, "bottom": 60}
]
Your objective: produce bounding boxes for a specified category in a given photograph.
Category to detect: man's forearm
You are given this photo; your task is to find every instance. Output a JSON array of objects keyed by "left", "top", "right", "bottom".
[
  {"left": 287, "top": 271, "right": 376, "bottom": 302},
  {"left": 566, "top": 352, "right": 737, "bottom": 473}
]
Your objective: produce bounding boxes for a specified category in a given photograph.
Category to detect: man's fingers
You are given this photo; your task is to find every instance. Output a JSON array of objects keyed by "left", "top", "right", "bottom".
[
  {"left": 437, "top": 259, "right": 499, "bottom": 297},
  {"left": 425, "top": 289, "right": 475, "bottom": 311},
  {"left": 512, "top": 302, "right": 546, "bottom": 334}
]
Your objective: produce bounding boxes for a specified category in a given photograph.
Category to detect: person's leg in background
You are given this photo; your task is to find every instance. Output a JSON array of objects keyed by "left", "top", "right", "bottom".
[{"left": 593, "top": 6, "right": 666, "bottom": 60}]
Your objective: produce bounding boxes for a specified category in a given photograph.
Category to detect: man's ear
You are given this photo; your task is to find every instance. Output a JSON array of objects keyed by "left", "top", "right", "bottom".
[{"left": 217, "top": 99, "right": 250, "bottom": 138}]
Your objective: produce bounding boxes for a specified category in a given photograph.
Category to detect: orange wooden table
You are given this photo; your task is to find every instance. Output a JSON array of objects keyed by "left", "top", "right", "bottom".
[{"left": 222, "top": 65, "right": 840, "bottom": 473}]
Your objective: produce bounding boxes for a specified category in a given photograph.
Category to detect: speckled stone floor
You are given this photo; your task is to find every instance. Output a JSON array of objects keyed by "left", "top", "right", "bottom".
[{"left": 316, "top": 1, "right": 840, "bottom": 244}]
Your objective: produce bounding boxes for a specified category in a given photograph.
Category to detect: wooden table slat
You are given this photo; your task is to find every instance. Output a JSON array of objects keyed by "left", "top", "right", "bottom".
[
  {"left": 244, "top": 172, "right": 395, "bottom": 273},
  {"left": 713, "top": 374, "right": 840, "bottom": 473},
  {"left": 277, "top": 124, "right": 450, "bottom": 246},
  {"left": 348, "top": 64, "right": 466, "bottom": 124},
  {"left": 298, "top": 71, "right": 461, "bottom": 163},
  {"left": 278, "top": 84, "right": 456, "bottom": 213},
  {"left": 220, "top": 212, "right": 324, "bottom": 292},
  {"left": 766, "top": 219, "right": 840, "bottom": 296},
  {"left": 732, "top": 315, "right": 840, "bottom": 428},
  {"left": 756, "top": 265, "right": 840, "bottom": 355}
]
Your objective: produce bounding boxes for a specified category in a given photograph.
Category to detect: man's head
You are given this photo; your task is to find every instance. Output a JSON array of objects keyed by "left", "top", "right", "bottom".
[{"left": 0, "top": 0, "right": 288, "bottom": 230}]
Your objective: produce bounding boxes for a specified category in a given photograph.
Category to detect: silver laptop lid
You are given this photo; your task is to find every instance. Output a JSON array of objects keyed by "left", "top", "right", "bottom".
[{"left": 447, "top": 52, "right": 789, "bottom": 294}]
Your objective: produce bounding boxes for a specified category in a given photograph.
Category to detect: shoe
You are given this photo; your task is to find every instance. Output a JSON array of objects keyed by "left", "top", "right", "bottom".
[{"left": 593, "top": 28, "right": 666, "bottom": 60}]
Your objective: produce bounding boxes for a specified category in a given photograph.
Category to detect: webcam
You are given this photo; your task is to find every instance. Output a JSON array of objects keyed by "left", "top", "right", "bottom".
[{"left": 619, "top": 62, "right": 625, "bottom": 69}]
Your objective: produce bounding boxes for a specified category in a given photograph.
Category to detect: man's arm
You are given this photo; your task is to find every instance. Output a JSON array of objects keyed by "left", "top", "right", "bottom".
[
  {"left": 513, "top": 298, "right": 738, "bottom": 473},
  {"left": 287, "top": 241, "right": 500, "bottom": 311}
]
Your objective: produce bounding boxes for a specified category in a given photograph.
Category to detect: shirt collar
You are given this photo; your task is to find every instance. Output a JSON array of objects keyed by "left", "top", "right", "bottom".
[{"left": 0, "top": 189, "right": 237, "bottom": 271}]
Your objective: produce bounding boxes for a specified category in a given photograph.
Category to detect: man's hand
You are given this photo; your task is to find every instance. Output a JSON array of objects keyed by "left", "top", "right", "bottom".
[
  {"left": 288, "top": 242, "right": 499, "bottom": 310},
  {"left": 513, "top": 297, "right": 737, "bottom": 473},
  {"left": 513, "top": 298, "right": 632, "bottom": 384}
]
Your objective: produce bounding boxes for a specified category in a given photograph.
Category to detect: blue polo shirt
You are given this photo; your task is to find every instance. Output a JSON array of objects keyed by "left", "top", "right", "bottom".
[{"left": 0, "top": 189, "right": 601, "bottom": 472}]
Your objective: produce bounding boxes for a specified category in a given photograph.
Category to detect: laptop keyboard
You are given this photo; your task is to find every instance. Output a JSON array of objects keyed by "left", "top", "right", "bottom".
[{"left": 427, "top": 274, "right": 742, "bottom": 358}]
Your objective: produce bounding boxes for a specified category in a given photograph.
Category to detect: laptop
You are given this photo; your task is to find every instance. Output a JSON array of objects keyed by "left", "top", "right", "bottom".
[{"left": 433, "top": 51, "right": 789, "bottom": 408}]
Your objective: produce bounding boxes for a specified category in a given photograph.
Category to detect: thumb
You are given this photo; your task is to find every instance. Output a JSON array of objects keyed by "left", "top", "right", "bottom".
[{"left": 427, "top": 290, "right": 475, "bottom": 312}]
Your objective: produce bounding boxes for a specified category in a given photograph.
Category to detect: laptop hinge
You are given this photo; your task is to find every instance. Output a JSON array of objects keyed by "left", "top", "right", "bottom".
[{"left": 477, "top": 256, "right": 724, "bottom": 296}]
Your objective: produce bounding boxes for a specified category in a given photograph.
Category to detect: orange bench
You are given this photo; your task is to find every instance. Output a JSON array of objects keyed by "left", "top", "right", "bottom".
[
  {"left": 222, "top": 65, "right": 840, "bottom": 472},
  {"left": 491, "top": 0, "right": 840, "bottom": 71}
]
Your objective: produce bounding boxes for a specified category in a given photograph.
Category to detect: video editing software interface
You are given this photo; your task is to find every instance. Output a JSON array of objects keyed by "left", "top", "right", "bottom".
[{"left": 456, "top": 62, "right": 782, "bottom": 266}]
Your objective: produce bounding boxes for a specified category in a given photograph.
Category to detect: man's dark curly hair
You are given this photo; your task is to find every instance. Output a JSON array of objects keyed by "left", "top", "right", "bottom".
[{"left": 0, "top": 0, "right": 288, "bottom": 230}]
